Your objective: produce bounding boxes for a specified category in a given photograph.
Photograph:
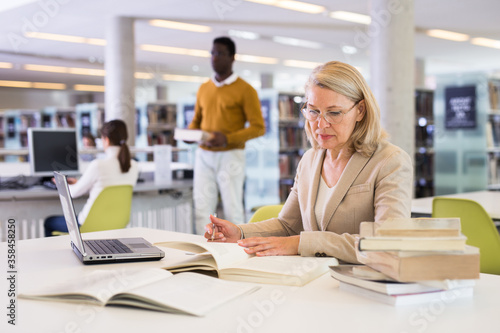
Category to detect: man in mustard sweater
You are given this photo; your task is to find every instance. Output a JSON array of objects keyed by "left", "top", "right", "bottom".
[{"left": 189, "top": 36, "right": 265, "bottom": 234}]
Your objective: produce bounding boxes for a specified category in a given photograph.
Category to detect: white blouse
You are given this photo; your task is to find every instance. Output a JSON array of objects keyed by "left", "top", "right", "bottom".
[
  {"left": 314, "top": 176, "right": 336, "bottom": 227},
  {"left": 69, "top": 146, "right": 139, "bottom": 224}
]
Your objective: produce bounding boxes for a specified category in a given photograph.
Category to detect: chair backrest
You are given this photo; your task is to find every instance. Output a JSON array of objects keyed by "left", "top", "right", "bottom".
[
  {"left": 248, "top": 204, "right": 284, "bottom": 223},
  {"left": 80, "top": 185, "right": 134, "bottom": 233},
  {"left": 432, "top": 197, "right": 500, "bottom": 275}
]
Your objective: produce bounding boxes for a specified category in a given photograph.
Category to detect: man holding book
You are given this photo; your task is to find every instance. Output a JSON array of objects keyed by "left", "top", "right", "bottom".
[
  {"left": 205, "top": 61, "right": 413, "bottom": 264},
  {"left": 188, "top": 36, "right": 265, "bottom": 234}
]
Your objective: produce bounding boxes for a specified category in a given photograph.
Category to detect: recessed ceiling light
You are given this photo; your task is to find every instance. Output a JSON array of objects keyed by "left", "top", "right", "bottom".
[
  {"left": 24, "top": 31, "right": 106, "bottom": 45},
  {"left": 470, "top": 37, "right": 500, "bottom": 49},
  {"left": 0, "top": 62, "right": 13, "bottom": 69},
  {"left": 149, "top": 19, "right": 211, "bottom": 33},
  {"left": 228, "top": 30, "right": 260, "bottom": 40},
  {"left": 329, "top": 11, "right": 371, "bottom": 25},
  {"left": 426, "top": 29, "right": 469, "bottom": 42},
  {"left": 74, "top": 84, "right": 105, "bottom": 92},
  {"left": 235, "top": 54, "right": 279, "bottom": 64},
  {"left": 273, "top": 36, "right": 322, "bottom": 49},
  {"left": 283, "top": 59, "right": 321, "bottom": 69},
  {"left": 246, "top": 0, "right": 325, "bottom": 14},
  {"left": 342, "top": 45, "right": 358, "bottom": 55}
]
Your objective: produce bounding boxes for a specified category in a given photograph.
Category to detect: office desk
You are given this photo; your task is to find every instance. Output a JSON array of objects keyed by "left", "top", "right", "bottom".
[
  {"left": 412, "top": 190, "right": 500, "bottom": 221},
  {"left": 0, "top": 181, "right": 193, "bottom": 241},
  {"left": 1, "top": 227, "right": 499, "bottom": 333}
]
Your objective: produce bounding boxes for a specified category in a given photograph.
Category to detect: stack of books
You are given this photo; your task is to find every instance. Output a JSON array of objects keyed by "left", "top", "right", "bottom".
[{"left": 330, "top": 218, "right": 480, "bottom": 306}]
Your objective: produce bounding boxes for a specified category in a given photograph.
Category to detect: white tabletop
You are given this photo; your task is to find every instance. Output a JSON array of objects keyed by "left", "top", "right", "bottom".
[
  {"left": 2, "top": 227, "right": 500, "bottom": 333},
  {"left": 411, "top": 190, "right": 500, "bottom": 220}
]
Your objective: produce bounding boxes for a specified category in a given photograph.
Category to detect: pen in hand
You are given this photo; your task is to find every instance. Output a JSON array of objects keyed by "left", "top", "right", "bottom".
[{"left": 211, "top": 213, "right": 217, "bottom": 241}]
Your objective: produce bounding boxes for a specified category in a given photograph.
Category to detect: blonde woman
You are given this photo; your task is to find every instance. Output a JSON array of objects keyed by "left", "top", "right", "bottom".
[{"left": 206, "top": 61, "right": 413, "bottom": 263}]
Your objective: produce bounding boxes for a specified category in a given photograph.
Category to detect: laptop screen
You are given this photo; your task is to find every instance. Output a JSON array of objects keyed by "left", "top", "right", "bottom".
[{"left": 53, "top": 171, "right": 87, "bottom": 255}]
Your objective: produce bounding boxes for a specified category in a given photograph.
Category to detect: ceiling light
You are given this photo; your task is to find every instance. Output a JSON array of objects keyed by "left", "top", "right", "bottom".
[
  {"left": 0, "top": 62, "right": 13, "bottom": 69},
  {"left": 0, "top": 80, "right": 65, "bottom": 89},
  {"left": 276, "top": 1, "right": 324, "bottom": 14},
  {"left": 471, "top": 37, "right": 500, "bottom": 49},
  {"left": 140, "top": 44, "right": 210, "bottom": 57},
  {"left": 272, "top": 36, "right": 322, "bottom": 49},
  {"left": 74, "top": 84, "right": 105, "bottom": 92},
  {"left": 246, "top": 0, "right": 325, "bottom": 14},
  {"left": 0, "top": 80, "right": 32, "bottom": 88},
  {"left": 32, "top": 82, "right": 66, "bottom": 90},
  {"left": 235, "top": 54, "right": 279, "bottom": 64},
  {"left": 149, "top": 19, "right": 211, "bottom": 33},
  {"left": 68, "top": 67, "right": 105, "bottom": 76},
  {"left": 283, "top": 59, "right": 321, "bottom": 69},
  {"left": 162, "top": 74, "right": 208, "bottom": 83},
  {"left": 228, "top": 30, "right": 260, "bottom": 40},
  {"left": 135, "top": 72, "right": 155, "bottom": 79},
  {"left": 426, "top": 29, "right": 469, "bottom": 42},
  {"left": 24, "top": 64, "right": 67, "bottom": 73},
  {"left": 342, "top": 45, "right": 358, "bottom": 55},
  {"left": 24, "top": 64, "right": 105, "bottom": 76},
  {"left": 329, "top": 11, "right": 371, "bottom": 25},
  {"left": 24, "top": 31, "right": 106, "bottom": 45}
]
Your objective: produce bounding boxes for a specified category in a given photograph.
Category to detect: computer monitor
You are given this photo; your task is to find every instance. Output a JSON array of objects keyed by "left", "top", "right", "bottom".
[{"left": 27, "top": 128, "right": 80, "bottom": 177}]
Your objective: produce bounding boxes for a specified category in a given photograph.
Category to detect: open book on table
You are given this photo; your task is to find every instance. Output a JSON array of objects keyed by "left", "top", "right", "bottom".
[
  {"left": 19, "top": 268, "right": 259, "bottom": 316},
  {"left": 155, "top": 240, "right": 338, "bottom": 286}
]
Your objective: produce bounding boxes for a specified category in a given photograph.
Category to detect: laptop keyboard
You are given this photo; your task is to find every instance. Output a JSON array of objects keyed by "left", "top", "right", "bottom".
[{"left": 85, "top": 239, "right": 133, "bottom": 255}]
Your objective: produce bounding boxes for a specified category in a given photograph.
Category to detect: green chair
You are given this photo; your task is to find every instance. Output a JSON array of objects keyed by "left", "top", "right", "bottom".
[
  {"left": 432, "top": 197, "right": 500, "bottom": 275},
  {"left": 248, "top": 204, "right": 284, "bottom": 223},
  {"left": 53, "top": 185, "right": 134, "bottom": 235},
  {"left": 79, "top": 185, "right": 134, "bottom": 233}
]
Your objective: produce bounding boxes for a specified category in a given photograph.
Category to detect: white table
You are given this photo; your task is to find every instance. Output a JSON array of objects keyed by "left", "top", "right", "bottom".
[
  {"left": 1, "top": 227, "right": 500, "bottom": 333},
  {"left": 412, "top": 190, "right": 500, "bottom": 221}
]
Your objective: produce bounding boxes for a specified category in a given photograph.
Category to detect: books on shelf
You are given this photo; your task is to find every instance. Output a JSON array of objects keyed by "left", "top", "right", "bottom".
[
  {"left": 374, "top": 217, "right": 461, "bottom": 237},
  {"left": 330, "top": 264, "right": 475, "bottom": 306},
  {"left": 173, "top": 128, "right": 211, "bottom": 142},
  {"left": 358, "top": 221, "right": 467, "bottom": 252},
  {"left": 19, "top": 268, "right": 259, "bottom": 316},
  {"left": 356, "top": 245, "right": 480, "bottom": 281},
  {"left": 155, "top": 240, "right": 338, "bottom": 286}
]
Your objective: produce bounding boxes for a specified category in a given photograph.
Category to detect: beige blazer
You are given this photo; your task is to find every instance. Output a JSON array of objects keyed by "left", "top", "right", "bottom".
[{"left": 240, "top": 140, "right": 413, "bottom": 263}]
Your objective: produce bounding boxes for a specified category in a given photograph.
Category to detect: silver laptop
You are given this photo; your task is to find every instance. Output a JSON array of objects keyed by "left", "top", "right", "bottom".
[{"left": 53, "top": 171, "right": 165, "bottom": 264}]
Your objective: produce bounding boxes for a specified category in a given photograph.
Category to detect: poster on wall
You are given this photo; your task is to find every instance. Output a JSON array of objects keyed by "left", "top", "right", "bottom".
[{"left": 445, "top": 85, "right": 476, "bottom": 129}]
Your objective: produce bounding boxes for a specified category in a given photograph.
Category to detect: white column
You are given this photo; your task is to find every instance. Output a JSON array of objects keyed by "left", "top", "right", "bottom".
[
  {"left": 370, "top": 0, "right": 415, "bottom": 160},
  {"left": 105, "top": 16, "right": 136, "bottom": 144}
]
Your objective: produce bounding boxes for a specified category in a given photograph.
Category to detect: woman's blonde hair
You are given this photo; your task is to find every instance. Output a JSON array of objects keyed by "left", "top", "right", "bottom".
[{"left": 303, "top": 61, "right": 387, "bottom": 156}]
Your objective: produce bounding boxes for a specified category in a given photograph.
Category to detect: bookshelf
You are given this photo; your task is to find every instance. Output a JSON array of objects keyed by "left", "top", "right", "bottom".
[
  {"left": 75, "top": 103, "right": 105, "bottom": 145},
  {"left": 414, "top": 90, "right": 435, "bottom": 198},
  {"left": 277, "top": 93, "right": 308, "bottom": 202},
  {"left": 41, "top": 107, "right": 76, "bottom": 128},
  {"left": 136, "top": 102, "right": 177, "bottom": 161},
  {"left": 486, "top": 78, "right": 500, "bottom": 189},
  {"left": 1, "top": 109, "right": 40, "bottom": 162}
]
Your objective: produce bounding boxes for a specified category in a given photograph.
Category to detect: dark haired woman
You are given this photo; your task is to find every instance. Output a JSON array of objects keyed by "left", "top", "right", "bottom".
[{"left": 44, "top": 119, "right": 139, "bottom": 237}]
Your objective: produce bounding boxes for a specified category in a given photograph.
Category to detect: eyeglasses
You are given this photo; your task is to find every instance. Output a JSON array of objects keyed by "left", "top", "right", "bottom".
[{"left": 301, "top": 100, "right": 361, "bottom": 125}]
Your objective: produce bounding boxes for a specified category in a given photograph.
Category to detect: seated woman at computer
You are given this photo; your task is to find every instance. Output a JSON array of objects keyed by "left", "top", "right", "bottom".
[
  {"left": 44, "top": 119, "right": 139, "bottom": 237},
  {"left": 205, "top": 61, "right": 413, "bottom": 263}
]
